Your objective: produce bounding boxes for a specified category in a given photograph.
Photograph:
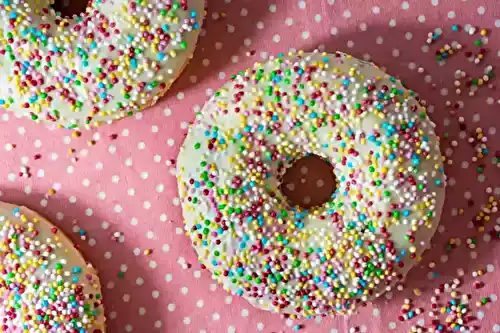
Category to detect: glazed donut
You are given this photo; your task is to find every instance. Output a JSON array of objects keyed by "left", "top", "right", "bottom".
[
  {"left": 0, "top": 203, "right": 105, "bottom": 332},
  {"left": 177, "top": 51, "right": 446, "bottom": 316},
  {"left": 0, "top": 0, "right": 205, "bottom": 128}
]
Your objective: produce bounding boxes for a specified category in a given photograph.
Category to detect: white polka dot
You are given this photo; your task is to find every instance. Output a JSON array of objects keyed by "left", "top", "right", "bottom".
[
  {"left": 330, "top": 27, "right": 338, "bottom": 35},
  {"left": 343, "top": 9, "right": 351, "bottom": 18},
  {"left": 114, "top": 204, "right": 123, "bottom": 213},
  {"left": 181, "top": 287, "right": 189, "bottom": 295},
  {"left": 330, "top": 330, "right": 338, "bottom": 333},
  {"left": 273, "top": 34, "right": 281, "bottom": 43},
  {"left": 376, "top": 36, "right": 384, "bottom": 44},
  {"left": 165, "top": 274, "right": 173, "bottom": 282},
  {"left": 226, "top": 25, "right": 235, "bottom": 33},
  {"left": 405, "top": 32, "right": 413, "bottom": 40},
  {"left": 298, "top": 1, "right": 306, "bottom": 9},
  {"left": 227, "top": 327, "right": 235, "bottom": 333},
  {"left": 125, "top": 325, "right": 133, "bottom": 332},
  {"left": 372, "top": 6, "right": 380, "bottom": 14},
  {"left": 123, "top": 294, "right": 130, "bottom": 302},
  {"left": 359, "top": 22, "right": 367, "bottom": 31},
  {"left": 225, "top": 296, "right": 233, "bottom": 304},
  {"left": 146, "top": 231, "right": 155, "bottom": 239},
  {"left": 448, "top": 11, "right": 456, "bottom": 18},
  {"left": 136, "top": 278, "right": 144, "bottom": 286},
  {"left": 389, "top": 19, "right": 397, "bottom": 27},
  {"left": 496, "top": 20, "right": 500, "bottom": 28},
  {"left": 152, "top": 290, "right": 160, "bottom": 299},
  {"left": 285, "top": 18, "right": 294, "bottom": 26},
  {"left": 138, "top": 307, "right": 146, "bottom": 315},
  {"left": 392, "top": 49, "right": 400, "bottom": 57},
  {"left": 196, "top": 299, "right": 204, "bottom": 308},
  {"left": 418, "top": 15, "right": 426, "bottom": 23},
  {"left": 202, "top": 59, "right": 210, "bottom": 66},
  {"left": 167, "top": 303, "right": 176, "bottom": 312},
  {"left": 401, "top": 1, "right": 409, "bottom": 9},
  {"left": 477, "top": 6, "right": 486, "bottom": 15},
  {"left": 85, "top": 208, "right": 93, "bottom": 216},
  {"left": 372, "top": 308, "right": 380, "bottom": 316},
  {"left": 268, "top": 4, "right": 276, "bottom": 12},
  {"left": 493, "top": 324, "right": 500, "bottom": 332},
  {"left": 431, "top": 0, "right": 439, "bottom": 5},
  {"left": 389, "top": 322, "right": 396, "bottom": 329},
  {"left": 314, "top": 14, "right": 322, "bottom": 22},
  {"left": 347, "top": 40, "right": 355, "bottom": 48},
  {"left": 257, "top": 323, "right": 265, "bottom": 331},
  {"left": 241, "top": 309, "right": 249, "bottom": 317},
  {"left": 256, "top": 21, "right": 264, "bottom": 29},
  {"left": 212, "top": 312, "right": 220, "bottom": 321},
  {"left": 302, "top": 31, "right": 310, "bottom": 39},
  {"left": 156, "top": 184, "right": 164, "bottom": 193},
  {"left": 154, "top": 321, "right": 162, "bottom": 329}
]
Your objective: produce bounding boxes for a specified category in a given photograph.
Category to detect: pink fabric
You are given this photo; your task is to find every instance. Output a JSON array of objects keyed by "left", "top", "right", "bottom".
[{"left": 1, "top": 0, "right": 499, "bottom": 332}]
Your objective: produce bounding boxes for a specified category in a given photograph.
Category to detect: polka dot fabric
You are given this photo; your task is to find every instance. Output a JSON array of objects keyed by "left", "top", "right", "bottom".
[{"left": 0, "top": 0, "right": 499, "bottom": 332}]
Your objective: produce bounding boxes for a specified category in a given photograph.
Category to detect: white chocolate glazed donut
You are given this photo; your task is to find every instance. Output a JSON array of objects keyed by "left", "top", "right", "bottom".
[
  {"left": 0, "top": 203, "right": 105, "bottom": 332},
  {"left": 177, "top": 51, "right": 446, "bottom": 316},
  {"left": 0, "top": 0, "right": 205, "bottom": 129}
]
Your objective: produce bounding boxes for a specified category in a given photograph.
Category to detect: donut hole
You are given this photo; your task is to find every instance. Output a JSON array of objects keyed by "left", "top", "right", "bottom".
[
  {"left": 280, "top": 155, "right": 336, "bottom": 209},
  {"left": 51, "top": 0, "right": 89, "bottom": 17}
]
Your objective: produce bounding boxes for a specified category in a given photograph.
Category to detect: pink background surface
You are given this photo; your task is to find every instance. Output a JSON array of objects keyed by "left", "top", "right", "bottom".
[{"left": 1, "top": 0, "right": 500, "bottom": 332}]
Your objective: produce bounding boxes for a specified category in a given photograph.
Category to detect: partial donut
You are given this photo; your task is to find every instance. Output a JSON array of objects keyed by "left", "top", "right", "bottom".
[
  {"left": 0, "top": 0, "right": 205, "bottom": 128},
  {"left": 0, "top": 203, "right": 105, "bottom": 332}
]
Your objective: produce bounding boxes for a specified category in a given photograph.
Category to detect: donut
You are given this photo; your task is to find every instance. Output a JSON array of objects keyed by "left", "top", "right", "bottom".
[
  {"left": 177, "top": 51, "right": 446, "bottom": 316},
  {"left": 0, "top": 0, "right": 205, "bottom": 129},
  {"left": 0, "top": 203, "right": 105, "bottom": 332}
]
